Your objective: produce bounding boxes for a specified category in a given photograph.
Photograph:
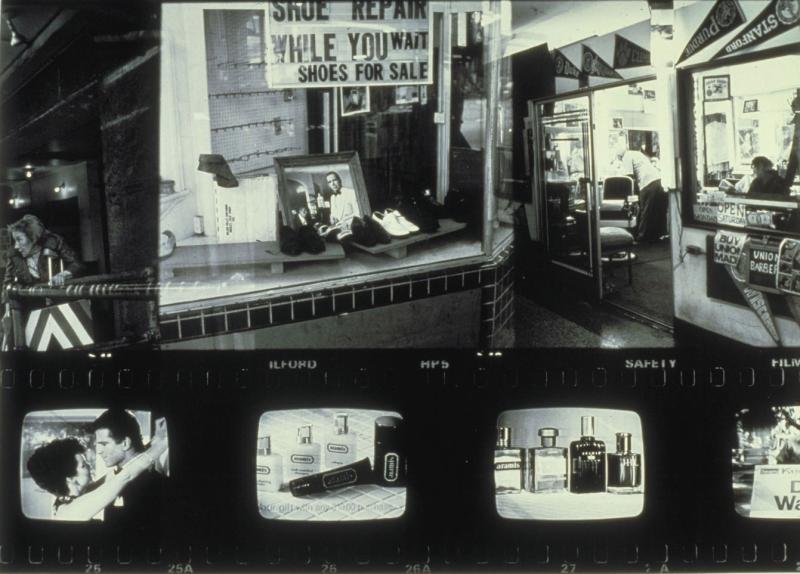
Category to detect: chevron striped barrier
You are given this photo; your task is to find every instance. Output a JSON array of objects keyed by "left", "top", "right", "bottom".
[
  {"left": 3, "top": 268, "right": 156, "bottom": 350},
  {"left": 24, "top": 300, "right": 94, "bottom": 351}
]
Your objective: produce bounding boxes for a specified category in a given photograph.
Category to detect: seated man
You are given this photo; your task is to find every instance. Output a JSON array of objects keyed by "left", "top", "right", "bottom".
[{"left": 745, "top": 156, "right": 790, "bottom": 196}]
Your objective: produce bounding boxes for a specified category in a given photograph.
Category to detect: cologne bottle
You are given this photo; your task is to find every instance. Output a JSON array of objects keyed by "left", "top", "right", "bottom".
[
  {"left": 606, "top": 432, "right": 642, "bottom": 493},
  {"left": 527, "top": 427, "right": 567, "bottom": 493},
  {"left": 287, "top": 424, "right": 321, "bottom": 480},
  {"left": 325, "top": 413, "right": 358, "bottom": 469},
  {"left": 256, "top": 436, "right": 283, "bottom": 493},
  {"left": 374, "top": 416, "right": 407, "bottom": 486},
  {"left": 569, "top": 416, "right": 606, "bottom": 493},
  {"left": 494, "top": 426, "right": 525, "bottom": 494}
]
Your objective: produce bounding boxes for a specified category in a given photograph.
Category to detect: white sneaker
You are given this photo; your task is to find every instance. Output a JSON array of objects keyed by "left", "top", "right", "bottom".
[
  {"left": 372, "top": 211, "right": 409, "bottom": 237},
  {"left": 384, "top": 209, "right": 419, "bottom": 233}
]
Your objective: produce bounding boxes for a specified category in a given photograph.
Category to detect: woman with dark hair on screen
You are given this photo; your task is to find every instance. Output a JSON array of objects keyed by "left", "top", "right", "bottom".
[
  {"left": 26, "top": 419, "right": 167, "bottom": 521},
  {"left": 1, "top": 214, "right": 84, "bottom": 348}
]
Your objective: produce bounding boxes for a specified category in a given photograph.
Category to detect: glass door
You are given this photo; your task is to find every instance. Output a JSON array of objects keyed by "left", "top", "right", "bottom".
[{"left": 533, "top": 95, "right": 602, "bottom": 295}]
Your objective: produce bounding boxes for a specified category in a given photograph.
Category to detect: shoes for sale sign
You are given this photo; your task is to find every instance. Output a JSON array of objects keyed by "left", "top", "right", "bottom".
[{"left": 266, "top": 1, "right": 433, "bottom": 89}]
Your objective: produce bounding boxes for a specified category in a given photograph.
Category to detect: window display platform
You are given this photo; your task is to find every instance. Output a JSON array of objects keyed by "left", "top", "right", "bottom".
[
  {"left": 158, "top": 230, "right": 514, "bottom": 348},
  {"left": 350, "top": 218, "right": 467, "bottom": 259},
  {"left": 160, "top": 242, "right": 346, "bottom": 279},
  {"left": 159, "top": 227, "right": 512, "bottom": 311}
]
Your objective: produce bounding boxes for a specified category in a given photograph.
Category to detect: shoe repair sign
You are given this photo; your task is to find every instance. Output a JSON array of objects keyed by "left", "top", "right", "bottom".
[{"left": 266, "top": 1, "right": 432, "bottom": 88}]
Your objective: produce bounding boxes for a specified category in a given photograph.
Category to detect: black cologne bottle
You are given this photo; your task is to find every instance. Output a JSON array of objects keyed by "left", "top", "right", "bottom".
[
  {"left": 606, "top": 432, "right": 642, "bottom": 493},
  {"left": 494, "top": 426, "right": 525, "bottom": 494},
  {"left": 374, "top": 416, "right": 407, "bottom": 486},
  {"left": 569, "top": 415, "right": 606, "bottom": 493}
]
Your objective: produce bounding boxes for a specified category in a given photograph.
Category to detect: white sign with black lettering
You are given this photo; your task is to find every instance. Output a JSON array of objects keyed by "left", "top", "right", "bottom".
[
  {"left": 713, "top": 230, "right": 747, "bottom": 266},
  {"left": 266, "top": 1, "right": 432, "bottom": 88},
  {"left": 717, "top": 202, "right": 747, "bottom": 226},
  {"left": 750, "top": 465, "right": 800, "bottom": 518}
]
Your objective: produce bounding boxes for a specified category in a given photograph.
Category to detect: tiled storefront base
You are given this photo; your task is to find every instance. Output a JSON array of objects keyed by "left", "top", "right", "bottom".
[
  {"left": 159, "top": 247, "right": 513, "bottom": 349},
  {"left": 480, "top": 251, "right": 515, "bottom": 348}
]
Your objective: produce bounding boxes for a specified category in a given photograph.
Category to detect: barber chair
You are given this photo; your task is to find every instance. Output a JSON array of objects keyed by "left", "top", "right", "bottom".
[
  {"left": 599, "top": 176, "right": 636, "bottom": 288},
  {"left": 600, "top": 176, "right": 637, "bottom": 230}
]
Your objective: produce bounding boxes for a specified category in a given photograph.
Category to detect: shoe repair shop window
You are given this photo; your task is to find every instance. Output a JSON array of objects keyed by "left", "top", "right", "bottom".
[
  {"left": 159, "top": 4, "right": 327, "bottom": 302},
  {"left": 159, "top": 3, "right": 508, "bottom": 311},
  {"left": 682, "top": 53, "right": 800, "bottom": 236},
  {"left": 334, "top": 9, "right": 490, "bottom": 267}
]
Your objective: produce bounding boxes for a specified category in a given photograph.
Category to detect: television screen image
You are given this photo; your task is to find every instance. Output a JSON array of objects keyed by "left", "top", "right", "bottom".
[
  {"left": 733, "top": 405, "right": 800, "bottom": 519},
  {"left": 20, "top": 409, "right": 169, "bottom": 523},
  {"left": 256, "top": 408, "right": 406, "bottom": 521},
  {"left": 495, "top": 408, "right": 644, "bottom": 520}
]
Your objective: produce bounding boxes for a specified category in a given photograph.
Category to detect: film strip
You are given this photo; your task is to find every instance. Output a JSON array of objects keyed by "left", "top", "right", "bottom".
[{"left": 1, "top": 350, "right": 799, "bottom": 572}]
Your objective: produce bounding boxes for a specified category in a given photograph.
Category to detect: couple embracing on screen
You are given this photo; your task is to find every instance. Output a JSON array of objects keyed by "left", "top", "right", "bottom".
[{"left": 27, "top": 409, "right": 167, "bottom": 527}]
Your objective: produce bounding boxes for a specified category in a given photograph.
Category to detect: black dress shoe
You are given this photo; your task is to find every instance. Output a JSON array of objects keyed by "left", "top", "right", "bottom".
[
  {"left": 279, "top": 225, "right": 302, "bottom": 256},
  {"left": 298, "top": 225, "right": 325, "bottom": 254},
  {"left": 397, "top": 197, "right": 439, "bottom": 232},
  {"left": 350, "top": 216, "right": 377, "bottom": 247}
]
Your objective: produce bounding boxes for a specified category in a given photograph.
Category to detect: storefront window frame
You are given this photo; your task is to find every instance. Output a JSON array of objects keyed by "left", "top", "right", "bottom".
[
  {"left": 158, "top": 2, "right": 516, "bottom": 312},
  {"left": 677, "top": 44, "right": 800, "bottom": 237},
  {"left": 530, "top": 74, "right": 658, "bottom": 298}
]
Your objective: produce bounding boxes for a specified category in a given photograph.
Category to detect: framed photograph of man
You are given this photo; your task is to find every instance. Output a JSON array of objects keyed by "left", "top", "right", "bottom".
[
  {"left": 274, "top": 152, "right": 371, "bottom": 231},
  {"left": 340, "top": 86, "right": 370, "bottom": 117}
]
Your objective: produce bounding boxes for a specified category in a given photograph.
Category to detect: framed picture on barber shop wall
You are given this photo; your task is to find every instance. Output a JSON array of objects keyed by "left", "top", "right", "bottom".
[
  {"left": 340, "top": 86, "right": 371, "bottom": 117},
  {"left": 274, "top": 152, "right": 372, "bottom": 231},
  {"left": 743, "top": 99, "right": 759, "bottom": 113},
  {"left": 703, "top": 75, "right": 730, "bottom": 101}
]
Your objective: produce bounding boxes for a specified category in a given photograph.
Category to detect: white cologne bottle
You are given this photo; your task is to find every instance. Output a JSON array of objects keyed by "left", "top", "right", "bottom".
[
  {"left": 256, "top": 436, "right": 283, "bottom": 493},
  {"left": 288, "top": 424, "right": 322, "bottom": 479},
  {"left": 325, "top": 413, "right": 358, "bottom": 469},
  {"left": 494, "top": 426, "right": 525, "bottom": 494}
]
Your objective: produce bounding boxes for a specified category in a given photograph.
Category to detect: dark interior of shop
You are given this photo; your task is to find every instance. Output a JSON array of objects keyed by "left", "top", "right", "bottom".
[{"left": 0, "top": 2, "right": 160, "bottom": 348}]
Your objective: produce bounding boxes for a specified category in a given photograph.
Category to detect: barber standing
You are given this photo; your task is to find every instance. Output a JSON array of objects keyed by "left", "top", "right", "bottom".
[{"left": 612, "top": 133, "right": 667, "bottom": 242}]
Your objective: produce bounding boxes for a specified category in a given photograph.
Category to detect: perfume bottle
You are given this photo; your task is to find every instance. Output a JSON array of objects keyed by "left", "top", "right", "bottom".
[
  {"left": 287, "top": 424, "right": 321, "bottom": 480},
  {"left": 325, "top": 413, "right": 358, "bottom": 469},
  {"left": 569, "top": 416, "right": 606, "bottom": 493},
  {"left": 494, "top": 426, "right": 525, "bottom": 494},
  {"left": 374, "top": 416, "right": 407, "bottom": 486},
  {"left": 606, "top": 432, "right": 642, "bottom": 493},
  {"left": 527, "top": 427, "right": 567, "bottom": 493},
  {"left": 256, "top": 435, "right": 283, "bottom": 493}
]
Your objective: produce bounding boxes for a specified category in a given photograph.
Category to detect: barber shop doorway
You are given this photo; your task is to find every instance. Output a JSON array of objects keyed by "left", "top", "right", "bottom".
[{"left": 531, "top": 79, "right": 674, "bottom": 329}]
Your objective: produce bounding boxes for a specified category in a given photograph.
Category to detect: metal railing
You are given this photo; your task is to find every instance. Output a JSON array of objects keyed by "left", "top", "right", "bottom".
[{"left": 2, "top": 268, "right": 157, "bottom": 351}]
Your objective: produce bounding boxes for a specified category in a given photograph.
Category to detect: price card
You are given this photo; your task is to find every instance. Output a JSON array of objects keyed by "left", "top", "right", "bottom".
[
  {"left": 746, "top": 211, "right": 775, "bottom": 227},
  {"left": 750, "top": 465, "right": 800, "bottom": 519}
]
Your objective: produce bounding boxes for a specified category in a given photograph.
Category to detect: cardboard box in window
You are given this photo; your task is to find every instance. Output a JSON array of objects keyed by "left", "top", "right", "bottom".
[{"left": 214, "top": 176, "right": 278, "bottom": 243}]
